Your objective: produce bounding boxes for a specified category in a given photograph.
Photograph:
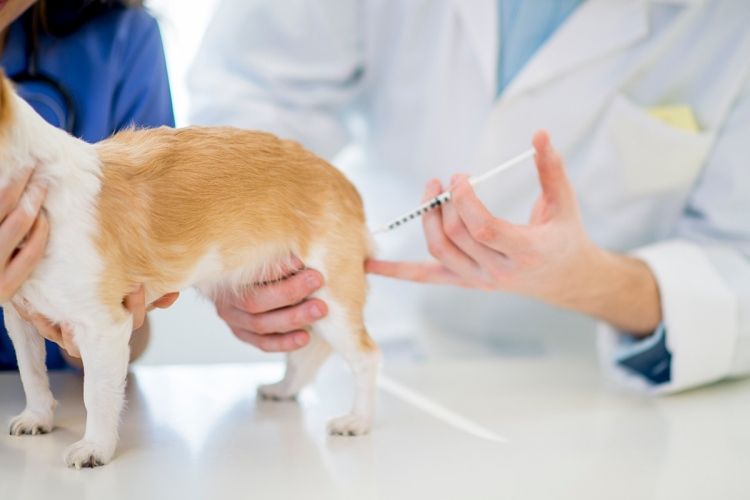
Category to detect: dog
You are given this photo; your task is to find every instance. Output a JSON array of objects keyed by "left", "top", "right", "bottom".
[{"left": 0, "top": 73, "right": 379, "bottom": 468}]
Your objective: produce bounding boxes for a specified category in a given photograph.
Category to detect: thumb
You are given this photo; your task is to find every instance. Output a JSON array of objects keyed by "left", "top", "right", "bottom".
[
  {"left": 124, "top": 285, "right": 147, "bottom": 329},
  {"left": 60, "top": 322, "right": 81, "bottom": 358},
  {"left": 152, "top": 292, "right": 180, "bottom": 310},
  {"left": 532, "top": 130, "right": 574, "bottom": 212}
]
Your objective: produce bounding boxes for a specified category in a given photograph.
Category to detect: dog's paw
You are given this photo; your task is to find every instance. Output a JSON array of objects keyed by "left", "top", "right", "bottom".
[
  {"left": 257, "top": 382, "right": 297, "bottom": 401},
  {"left": 9, "top": 410, "right": 53, "bottom": 436},
  {"left": 327, "top": 414, "right": 371, "bottom": 436},
  {"left": 64, "top": 440, "right": 113, "bottom": 469}
]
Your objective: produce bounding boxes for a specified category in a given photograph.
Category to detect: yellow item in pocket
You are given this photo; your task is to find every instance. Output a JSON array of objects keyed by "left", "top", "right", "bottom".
[{"left": 648, "top": 105, "right": 700, "bottom": 133}]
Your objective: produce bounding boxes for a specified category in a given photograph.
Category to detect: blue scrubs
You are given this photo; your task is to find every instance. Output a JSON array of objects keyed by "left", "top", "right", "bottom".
[{"left": 0, "top": 7, "right": 174, "bottom": 370}]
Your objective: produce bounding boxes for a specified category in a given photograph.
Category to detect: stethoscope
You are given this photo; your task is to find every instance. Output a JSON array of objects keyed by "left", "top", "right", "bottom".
[{"left": 9, "top": 19, "right": 76, "bottom": 134}]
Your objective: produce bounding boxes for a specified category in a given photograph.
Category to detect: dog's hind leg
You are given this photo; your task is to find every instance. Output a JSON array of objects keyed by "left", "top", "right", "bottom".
[
  {"left": 257, "top": 333, "right": 332, "bottom": 400},
  {"left": 301, "top": 241, "right": 380, "bottom": 436},
  {"left": 318, "top": 314, "right": 379, "bottom": 435},
  {"left": 63, "top": 316, "right": 131, "bottom": 468},
  {"left": 314, "top": 295, "right": 380, "bottom": 436},
  {"left": 5, "top": 305, "right": 57, "bottom": 436}
]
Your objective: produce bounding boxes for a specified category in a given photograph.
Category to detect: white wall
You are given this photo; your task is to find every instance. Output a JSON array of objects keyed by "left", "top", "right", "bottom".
[{"left": 146, "top": 0, "right": 221, "bottom": 127}]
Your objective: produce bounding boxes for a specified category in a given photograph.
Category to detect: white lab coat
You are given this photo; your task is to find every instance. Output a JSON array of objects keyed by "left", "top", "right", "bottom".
[{"left": 189, "top": 0, "right": 750, "bottom": 393}]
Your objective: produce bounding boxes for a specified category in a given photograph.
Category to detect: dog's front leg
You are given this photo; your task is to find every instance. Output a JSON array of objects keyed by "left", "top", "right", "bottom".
[
  {"left": 63, "top": 316, "right": 131, "bottom": 469},
  {"left": 5, "top": 305, "right": 57, "bottom": 435}
]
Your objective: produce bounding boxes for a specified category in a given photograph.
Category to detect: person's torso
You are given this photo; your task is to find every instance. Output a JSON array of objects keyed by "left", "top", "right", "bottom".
[
  {"left": 355, "top": 0, "right": 750, "bottom": 355},
  {"left": 0, "top": 7, "right": 167, "bottom": 143}
]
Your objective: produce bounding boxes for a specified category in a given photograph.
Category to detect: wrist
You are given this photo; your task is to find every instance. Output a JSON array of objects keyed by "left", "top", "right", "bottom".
[{"left": 564, "top": 245, "right": 662, "bottom": 336}]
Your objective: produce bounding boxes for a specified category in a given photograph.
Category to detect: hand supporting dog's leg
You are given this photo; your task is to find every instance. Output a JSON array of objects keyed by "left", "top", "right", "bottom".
[
  {"left": 314, "top": 300, "right": 380, "bottom": 436},
  {"left": 257, "top": 333, "right": 332, "bottom": 400},
  {"left": 5, "top": 305, "right": 57, "bottom": 436},
  {"left": 63, "top": 318, "right": 131, "bottom": 468}
]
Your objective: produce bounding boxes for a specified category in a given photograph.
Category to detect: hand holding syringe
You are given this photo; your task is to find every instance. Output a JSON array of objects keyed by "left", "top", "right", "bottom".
[{"left": 372, "top": 148, "right": 535, "bottom": 234}]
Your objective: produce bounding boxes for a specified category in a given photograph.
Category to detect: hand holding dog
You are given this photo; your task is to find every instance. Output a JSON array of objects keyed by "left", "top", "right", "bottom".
[
  {"left": 0, "top": 169, "right": 49, "bottom": 302},
  {"left": 215, "top": 256, "right": 327, "bottom": 352}
]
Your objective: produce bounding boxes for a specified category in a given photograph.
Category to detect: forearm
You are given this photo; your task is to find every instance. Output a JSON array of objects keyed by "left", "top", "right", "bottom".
[
  {"left": 564, "top": 247, "right": 662, "bottom": 337},
  {"left": 128, "top": 315, "right": 151, "bottom": 363}
]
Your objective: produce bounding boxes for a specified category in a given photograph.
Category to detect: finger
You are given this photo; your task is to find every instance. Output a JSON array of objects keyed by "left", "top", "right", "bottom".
[
  {"left": 14, "top": 301, "right": 33, "bottom": 322},
  {"left": 224, "top": 298, "right": 327, "bottom": 335},
  {"left": 0, "top": 184, "right": 46, "bottom": 264},
  {"left": 26, "top": 312, "right": 64, "bottom": 346},
  {"left": 0, "top": 169, "right": 33, "bottom": 221},
  {"left": 442, "top": 175, "right": 507, "bottom": 276},
  {"left": 365, "top": 259, "right": 472, "bottom": 286},
  {"left": 270, "top": 255, "right": 305, "bottom": 280},
  {"left": 421, "top": 179, "right": 485, "bottom": 282},
  {"left": 451, "top": 176, "right": 528, "bottom": 255},
  {"left": 232, "top": 328, "right": 310, "bottom": 352},
  {"left": 0, "top": 212, "right": 49, "bottom": 300},
  {"left": 124, "top": 285, "right": 147, "bottom": 330},
  {"left": 532, "top": 130, "right": 574, "bottom": 211},
  {"left": 150, "top": 292, "right": 180, "bottom": 310},
  {"left": 241, "top": 269, "right": 324, "bottom": 314},
  {"left": 60, "top": 322, "right": 80, "bottom": 358},
  {"left": 254, "top": 256, "right": 305, "bottom": 285}
]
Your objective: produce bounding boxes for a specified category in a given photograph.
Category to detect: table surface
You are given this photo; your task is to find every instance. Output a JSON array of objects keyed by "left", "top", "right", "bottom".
[{"left": 1, "top": 355, "right": 749, "bottom": 500}]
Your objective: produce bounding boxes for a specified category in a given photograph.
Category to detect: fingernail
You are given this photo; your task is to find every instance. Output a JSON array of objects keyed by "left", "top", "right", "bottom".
[
  {"left": 294, "top": 333, "right": 308, "bottom": 346},
  {"left": 309, "top": 304, "right": 324, "bottom": 319},
  {"left": 306, "top": 273, "right": 321, "bottom": 289}
]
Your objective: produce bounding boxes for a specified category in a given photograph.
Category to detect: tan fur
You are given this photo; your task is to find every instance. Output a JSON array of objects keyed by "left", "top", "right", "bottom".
[
  {"left": 95, "top": 126, "right": 374, "bottom": 347},
  {"left": 0, "top": 72, "right": 14, "bottom": 133}
]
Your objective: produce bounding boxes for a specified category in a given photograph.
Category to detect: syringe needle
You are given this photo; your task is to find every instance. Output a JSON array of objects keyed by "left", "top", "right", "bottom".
[{"left": 372, "top": 148, "right": 535, "bottom": 234}]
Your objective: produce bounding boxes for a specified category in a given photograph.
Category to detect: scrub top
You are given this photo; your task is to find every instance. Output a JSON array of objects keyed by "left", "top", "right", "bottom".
[{"left": 0, "top": 6, "right": 174, "bottom": 370}]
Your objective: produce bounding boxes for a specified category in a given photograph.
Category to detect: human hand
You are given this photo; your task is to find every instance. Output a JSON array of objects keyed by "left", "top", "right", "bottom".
[
  {"left": 124, "top": 285, "right": 180, "bottom": 330},
  {"left": 17, "top": 285, "right": 180, "bottom": 358},
  {"left": 0, "top": 169, "right": 49, "bottom": 302},
  {"left": 215, "top": 257, "right": 327, "bottom": 352},
  {"left": 367, "top": 130, "right": 661, "bottom": 335}
]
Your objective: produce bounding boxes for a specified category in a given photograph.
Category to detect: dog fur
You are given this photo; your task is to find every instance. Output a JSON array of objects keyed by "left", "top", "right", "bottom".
[{"left": 0, "top": 74, "right": 379, "bottom": 468}]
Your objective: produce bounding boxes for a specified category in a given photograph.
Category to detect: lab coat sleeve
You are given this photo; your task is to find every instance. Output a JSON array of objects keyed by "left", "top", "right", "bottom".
[
  {"left": 599, "top": 71, "right": 750, "bottom": 394},
  {"left": 187, "top": 0, "right": 365, "bottom": 160}
]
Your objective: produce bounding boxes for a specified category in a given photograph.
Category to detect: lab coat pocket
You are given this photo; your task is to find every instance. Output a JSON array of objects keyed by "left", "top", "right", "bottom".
[{"left": 605, "top": 94, "right": 714, "bottom": 195}]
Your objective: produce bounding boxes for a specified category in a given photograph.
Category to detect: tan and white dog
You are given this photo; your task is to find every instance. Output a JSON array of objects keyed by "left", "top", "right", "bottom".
[{"left": 0, "top": 74, "right": 379, "bottom": 468}]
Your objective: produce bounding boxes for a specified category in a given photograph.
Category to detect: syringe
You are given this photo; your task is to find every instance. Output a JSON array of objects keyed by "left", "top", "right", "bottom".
[{"left": 372, "top": 148, "right": 535, "bottom": 234}]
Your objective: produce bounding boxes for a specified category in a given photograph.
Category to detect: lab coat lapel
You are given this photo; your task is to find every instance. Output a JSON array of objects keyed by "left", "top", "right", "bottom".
[
  {"left": 502, "top": 0, "right": 650, "bottom": 100},
  {"left": 450, "top": 0, "right": 498, "bottom": 96}
]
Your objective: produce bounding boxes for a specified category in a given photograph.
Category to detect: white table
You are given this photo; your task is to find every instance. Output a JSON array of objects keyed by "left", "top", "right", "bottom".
[{"left": 1, "top": 356, "right": 749, "bottom": 500}]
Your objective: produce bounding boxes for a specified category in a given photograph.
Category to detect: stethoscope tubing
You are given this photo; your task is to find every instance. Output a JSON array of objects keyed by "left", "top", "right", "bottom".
[{"left": 8, "top": 17, "right": 77, "bottom": 134}]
